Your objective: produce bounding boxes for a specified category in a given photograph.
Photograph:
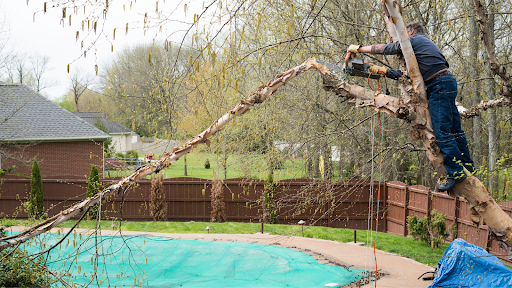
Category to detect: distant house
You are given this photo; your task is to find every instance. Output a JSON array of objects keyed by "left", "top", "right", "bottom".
[
  {"left": 0, "top": 84, "right": 110, "bottom": 177},
  {"left": 73, "top": 112, "right": 138, "bottom": 154}
]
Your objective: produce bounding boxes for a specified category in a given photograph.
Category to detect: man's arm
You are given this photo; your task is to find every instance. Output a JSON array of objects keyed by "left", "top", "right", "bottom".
[
  {"left": 352, "top": 41, "right": 402, "bottom": 55},
  {"left": 358, "top": 44, "right": 386, "bottom": 54}
]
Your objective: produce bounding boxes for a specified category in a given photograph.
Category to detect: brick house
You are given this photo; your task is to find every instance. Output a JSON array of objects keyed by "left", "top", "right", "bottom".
[{"left": 0, "top": 83, "right": 110, "bottom": 178}]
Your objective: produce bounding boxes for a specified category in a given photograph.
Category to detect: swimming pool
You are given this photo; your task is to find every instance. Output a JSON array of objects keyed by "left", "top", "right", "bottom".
[{"left": 20, "top": 232, "right": 367, "bottom": 287}]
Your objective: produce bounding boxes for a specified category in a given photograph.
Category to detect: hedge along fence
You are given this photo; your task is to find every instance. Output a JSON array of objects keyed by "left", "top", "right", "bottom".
[
  {"left": 0, "top": 176, "right": 385, "bottom": 228},
  {"left": 1, "top": 175, "right": 510, "bottom": 264}
]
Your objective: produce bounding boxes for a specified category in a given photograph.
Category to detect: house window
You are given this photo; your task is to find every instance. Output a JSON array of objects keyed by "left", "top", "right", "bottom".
[{"left": 131, "top": 135, "right": 137, "bottom": 143}]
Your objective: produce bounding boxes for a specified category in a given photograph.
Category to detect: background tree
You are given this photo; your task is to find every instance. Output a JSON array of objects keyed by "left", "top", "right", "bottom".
[
  {"left": 69, "top": 69, "right": 92, "bottom": 112},
  {"left": 101, "top": 43, "right": 192, "bottom": 138},
  {"left": 2, "top": 52, "right": 55, "bottom": 94},
  {"left": 29, "top": 53, "right": 55, "bottom": 93},
  {"left": 94, "top": 116, "right": 113, "bottom": 157},
  {"left": 28, "top": 158, "right": 43, "bottom": 219}
]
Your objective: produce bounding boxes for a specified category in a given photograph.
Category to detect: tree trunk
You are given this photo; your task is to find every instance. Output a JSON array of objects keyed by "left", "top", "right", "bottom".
[
  {"left": 486, "top": 0, "right": 497, "bottom": 196},
  {"left": 470, "top": 0, "right": 482, "bottom": 165},
  {"left": 377, "top": 0, "right": 512, "bottom": 246}
]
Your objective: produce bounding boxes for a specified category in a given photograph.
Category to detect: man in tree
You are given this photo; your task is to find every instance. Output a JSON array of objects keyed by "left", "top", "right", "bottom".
[{"left": 347, "top": 22, "right": 474, "bottom": 192}]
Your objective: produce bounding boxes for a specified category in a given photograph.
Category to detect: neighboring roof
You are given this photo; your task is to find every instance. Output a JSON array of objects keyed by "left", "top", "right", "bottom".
[
  {"left": 0, "top": 84, "right": 110, "bottom": 142},
  {"left": 73, "top": 112, "right": 133, "bottom": 134}
]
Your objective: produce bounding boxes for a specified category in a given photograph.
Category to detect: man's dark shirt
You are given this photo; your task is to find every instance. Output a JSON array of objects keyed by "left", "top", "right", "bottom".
[{"left": 382, "top": 33, "right": 449, "bottom": 81}]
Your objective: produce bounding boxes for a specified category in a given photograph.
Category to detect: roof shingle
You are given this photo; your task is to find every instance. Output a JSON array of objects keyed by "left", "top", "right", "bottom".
[
  {"left": 73, "top": 112, "right": 132, "bottom": 134},
  {"left": 0, "top": 84, "right": 110, "bottom": 141}
]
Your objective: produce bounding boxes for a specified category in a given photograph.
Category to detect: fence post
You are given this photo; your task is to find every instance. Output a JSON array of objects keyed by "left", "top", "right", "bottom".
[
  {"left": 454, "top": 196, "right": 460, "bottom": 240},
  {"left": 403, "top": 184, "right": 409, "bottom": 237},
  {"left": 427, "top": 188, "right": 432, "bottom": 223},
  {"left": 328, "top": 198, "right": 331, "bottom": 228},
  {"left": 383, "top": 181, "right": 388, "bottom": 233}
]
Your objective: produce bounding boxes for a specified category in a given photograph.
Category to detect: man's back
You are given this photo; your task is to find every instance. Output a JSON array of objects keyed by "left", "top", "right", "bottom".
[{"left": 383, "top": 33, "right": 449, "bottom": 80}]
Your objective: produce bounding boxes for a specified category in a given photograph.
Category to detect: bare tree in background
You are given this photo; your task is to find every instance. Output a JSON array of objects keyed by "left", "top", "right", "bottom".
[
  {"left": 69, "top": 69, "right": 91, "bottom": 112},
  {"left": 30, "top": 53, "right": 55, "bottom": 93},
  {"left": 5, "top": 54, "right": 31, "bottom": 86}
]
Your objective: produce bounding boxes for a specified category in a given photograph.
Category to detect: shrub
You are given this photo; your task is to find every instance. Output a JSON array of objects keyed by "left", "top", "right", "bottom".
[
  {"left": 150, "top": 173, "right": 167, "bottom": 221},
  {"left": 86, "top": 165, "right": 102, "bottom": 220},
  {"left": 28, "top": 159, "right": 44, "bottom": 219},
  {"left": 407, "top": 209, "right": 447, "bottom": 248},
  {"left": 115, "top": 152, "right": 125, "bottom": 159},
  {"left": 263, "top": 172, "right": 278, "bottom": 224},
  {"left": 0, "top": 166, "right": 15, "bottom": 191},
  {"left": 125, "top": 150, "right": 139, "bottom": 165},
  {"left": 204, "top": 159, "right": 211, "bottom": 169},
  {"left": 0, "top": 249, "right": 52, "bottom": 287},
  {"left": 269, "top": 156, "right": 285, "bottom": 170},
  {"left": 126, "top": 150, "right": 138, "bottom": 159},
  {"left": 210, "top": 180, "right": 226, "bottom": 222}
]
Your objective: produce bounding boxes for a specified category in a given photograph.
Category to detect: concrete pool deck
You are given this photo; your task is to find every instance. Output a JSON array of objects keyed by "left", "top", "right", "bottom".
[{"left": 7, "top": 226, "right": 435, "bottom": 288}]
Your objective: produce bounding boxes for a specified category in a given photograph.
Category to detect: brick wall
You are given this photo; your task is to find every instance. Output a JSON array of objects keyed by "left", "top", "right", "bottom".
[{"left": 0, "top": 141, "right": 104, "bottom": 177}]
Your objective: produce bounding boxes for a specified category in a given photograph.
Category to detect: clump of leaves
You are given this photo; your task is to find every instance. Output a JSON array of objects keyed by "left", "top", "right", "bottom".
[
  {"left": 0, "top": 249, "right": 52, "bottom": 287},
  {"left": 407, "top": 209, "right": 447, "bottom": 248},
  {"left": 204, "top": 159, "right": 211, "bottom": 169}
]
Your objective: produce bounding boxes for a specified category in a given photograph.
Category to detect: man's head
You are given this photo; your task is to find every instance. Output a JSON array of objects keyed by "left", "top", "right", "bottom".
[{"left": 406, "top": 22, "right": 426, "bottom": 37}]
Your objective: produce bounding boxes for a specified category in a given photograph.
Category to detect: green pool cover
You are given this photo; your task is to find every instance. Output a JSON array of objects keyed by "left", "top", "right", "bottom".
[{"left": 19, "top": 232, "right": 367, "bottom": 287}]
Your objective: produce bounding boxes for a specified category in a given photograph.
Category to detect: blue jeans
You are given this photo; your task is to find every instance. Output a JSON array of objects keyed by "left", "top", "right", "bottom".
[{"left": 426, "top": 74, "right": 474, "bottom": 178}]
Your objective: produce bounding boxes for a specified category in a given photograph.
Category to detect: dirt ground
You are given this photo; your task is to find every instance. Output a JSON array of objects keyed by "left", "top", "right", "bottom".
[{"left": 7, "top": 226, "right": 435, "bottom": 287}]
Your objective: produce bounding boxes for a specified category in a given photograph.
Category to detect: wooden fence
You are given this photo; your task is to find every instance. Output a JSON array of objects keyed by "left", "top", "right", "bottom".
[
  {"left": 385, "top": 181, "right": 512, "bottom": 265},
  {"left": 0, "top": 176, "right": 510, "bottom": 264}
]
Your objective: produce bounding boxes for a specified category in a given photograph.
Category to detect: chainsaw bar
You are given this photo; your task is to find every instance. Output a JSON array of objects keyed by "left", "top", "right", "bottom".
[
  {"left": 316, "top": 60, "right": 345, "bottom": 72},
  {"left": 317, "top": 59, "right": 382, "bottom": 80}
]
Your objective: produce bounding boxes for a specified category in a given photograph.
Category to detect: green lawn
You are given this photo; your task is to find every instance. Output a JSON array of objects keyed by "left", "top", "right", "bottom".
[
  {"left": 2, "top": 219, "right": 447, "bottom": 267},
  {"left": 107, "top": 152, "right": 308, "bottom": 180}
]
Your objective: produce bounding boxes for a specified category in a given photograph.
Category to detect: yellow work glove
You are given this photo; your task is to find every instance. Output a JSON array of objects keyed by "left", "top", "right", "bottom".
[
  {"left": 347, "top": 44, "right": 361, "bottom": 54},
  {"left": 368, "top": 63, "right": 387, "bottom": 74}
]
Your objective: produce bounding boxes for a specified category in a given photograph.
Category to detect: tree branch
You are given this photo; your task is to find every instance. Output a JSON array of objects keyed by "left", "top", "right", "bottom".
[
  {"left": 457, "top": 97, "right": 512, "bottom": 118},
  {"left": 474, "top": 0, "right": 512, "bottom": 99}
]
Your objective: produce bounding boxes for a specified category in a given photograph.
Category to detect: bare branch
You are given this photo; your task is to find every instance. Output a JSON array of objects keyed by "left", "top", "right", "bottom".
[{"left": 457, "top": 97, "right": 512, "bottom": 118}]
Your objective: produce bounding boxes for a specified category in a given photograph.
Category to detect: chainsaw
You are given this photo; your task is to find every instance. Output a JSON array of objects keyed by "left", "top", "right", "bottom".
[{"left": 317, "top": 52, "right": 381, "bottom": 80}]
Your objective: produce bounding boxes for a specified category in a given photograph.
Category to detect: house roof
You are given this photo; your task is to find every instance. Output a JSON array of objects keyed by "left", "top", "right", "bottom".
[
  {"left": 73, "top": 112, "right": 133, "bottom": 134},
  {"left": 0, "top": 84, "right": 110, "bottom": 142}
]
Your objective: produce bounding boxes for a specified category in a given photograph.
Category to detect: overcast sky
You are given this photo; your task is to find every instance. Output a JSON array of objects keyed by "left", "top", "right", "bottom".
[{"left": 1, "top": 0, "right": 203, "bottom": 100}]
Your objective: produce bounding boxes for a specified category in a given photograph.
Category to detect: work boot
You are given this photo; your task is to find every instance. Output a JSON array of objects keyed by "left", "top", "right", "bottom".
[{"left": 439, "top": 173, "right": 467, "bottom": 192}]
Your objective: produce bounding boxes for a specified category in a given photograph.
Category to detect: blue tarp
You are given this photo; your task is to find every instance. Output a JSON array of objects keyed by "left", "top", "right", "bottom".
[{"left": 429, "top": 238, "right": 512, "bottom": 288}]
